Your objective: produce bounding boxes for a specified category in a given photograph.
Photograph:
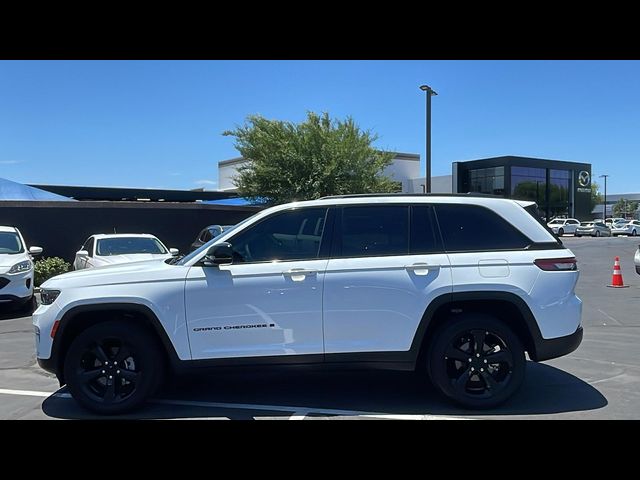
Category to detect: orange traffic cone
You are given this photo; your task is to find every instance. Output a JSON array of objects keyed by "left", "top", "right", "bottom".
[{"left": 607, "top": 256, "right": 630, "bottom": 288}]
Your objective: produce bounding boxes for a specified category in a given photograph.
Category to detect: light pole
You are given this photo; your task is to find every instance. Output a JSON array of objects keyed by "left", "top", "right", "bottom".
[
  {"left": 599, "top": 174, "right": 609, "bottom": 221},
  {"left": 419, "top": 85, "right": 437, "bottom": 193}
]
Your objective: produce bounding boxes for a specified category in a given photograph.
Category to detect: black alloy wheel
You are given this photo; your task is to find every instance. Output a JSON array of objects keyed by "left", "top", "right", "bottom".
[
  {"left": 64, "top": 321, "right": 163, "bottom": 414},
  {"left": 428, "top": 315, "right": 525, "bottom": 409}
]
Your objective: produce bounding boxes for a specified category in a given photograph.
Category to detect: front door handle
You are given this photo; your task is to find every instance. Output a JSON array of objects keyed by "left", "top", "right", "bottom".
[
  {"left": 405, "top": 263, "right": 435, "bottom": 276},
  {"left": 283, "top": 268, "right": 317, "bottom": 281}
]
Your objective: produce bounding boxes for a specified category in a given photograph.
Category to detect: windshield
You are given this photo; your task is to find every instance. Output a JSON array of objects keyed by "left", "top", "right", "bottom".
[
  {"left": 175, "top": 214, "right": 258, "bottom": 266},
  {"left": 0, "top": 232, "right": 24, "bottom": 254},
  {"left": 548, "top": 219, "right": 564, "bottom": 224},
  {"left": 96, "top": 237, "right": 167, "bottom": 256}
]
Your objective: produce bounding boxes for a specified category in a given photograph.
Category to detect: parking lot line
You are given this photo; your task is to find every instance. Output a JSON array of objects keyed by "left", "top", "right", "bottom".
[{"left": 0, "top": 388, "right": 55, "bottom": 398}]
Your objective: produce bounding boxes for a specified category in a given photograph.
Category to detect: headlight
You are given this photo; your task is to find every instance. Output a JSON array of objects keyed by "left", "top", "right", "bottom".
[
  {"left": 8, "top": 260, "right": 32, "bottom": 274},
  {"left": 40, "top": 289, "right": 61, "bottom": 305}
]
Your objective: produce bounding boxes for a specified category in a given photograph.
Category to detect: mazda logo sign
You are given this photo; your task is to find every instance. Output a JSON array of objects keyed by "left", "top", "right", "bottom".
[{"left": 578, "top": 171, "right": 591, "bottom": 187}]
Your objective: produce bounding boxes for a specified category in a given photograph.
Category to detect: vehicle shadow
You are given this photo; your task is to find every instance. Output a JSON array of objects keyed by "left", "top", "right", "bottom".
[
  {"left": 41, "top": 361, "right": 607, "bottom": 419},
  {"left": 0, "top": 298, "right": 37, "bottom": 321}
]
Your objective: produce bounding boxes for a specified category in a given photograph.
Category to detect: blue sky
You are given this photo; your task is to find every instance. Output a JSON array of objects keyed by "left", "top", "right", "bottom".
[{"left": 1, "top": 60, "right": 639, "bottom": 193}]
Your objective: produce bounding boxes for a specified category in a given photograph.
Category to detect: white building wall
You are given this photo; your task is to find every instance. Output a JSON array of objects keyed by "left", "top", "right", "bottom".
[
  {"left": 406, "top": 175, "right": 453, "bottom": 194},
  {"left": 218, "top": 153, "right": 421, "bottom": 193},
  {"left": 218, "top": 159, "right": 249, "bottom": 191}
]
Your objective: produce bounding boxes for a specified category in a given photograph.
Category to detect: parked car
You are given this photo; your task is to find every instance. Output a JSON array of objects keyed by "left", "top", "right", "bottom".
[
  {"left": 35, "top": 195, "right": 583, "bottom": 414},
  {"left": 611, "top": 220, "right": 640, "bottom": 236},
  {"left": 73, "top": 234, "right": 178, "bottom": 270},
  {"left": 635, "top": 244, "right": 640, "bottom": 275},
  {"left": 0, "top": 226, "right": 42, "bottom": 309},
  {"left": 575, "top": 221, "right": 611, "bottom": 237},
  {"left": 190, "top": 225, "right": 235, "bottom": 252},
  {"left": 547, "top": 218, "right": 580, "bottom": 236}
]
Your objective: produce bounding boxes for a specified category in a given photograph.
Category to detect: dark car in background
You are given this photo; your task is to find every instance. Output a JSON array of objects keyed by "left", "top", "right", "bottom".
[{"left": 190, "top": 225, "right": 234, "bottom": 252}]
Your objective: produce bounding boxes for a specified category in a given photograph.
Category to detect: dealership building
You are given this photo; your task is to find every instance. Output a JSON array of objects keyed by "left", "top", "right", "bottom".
[{"left": 219, "top": 154, "right": 595, "bottom": 220}]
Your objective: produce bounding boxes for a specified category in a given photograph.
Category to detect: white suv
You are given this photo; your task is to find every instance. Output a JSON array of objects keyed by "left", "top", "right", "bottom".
[
  {"left": 33, "top": 195, "right": 583, "bottom": 414},
  {"left": 0, "top": 226, "right": 42, "bottom": 309}
]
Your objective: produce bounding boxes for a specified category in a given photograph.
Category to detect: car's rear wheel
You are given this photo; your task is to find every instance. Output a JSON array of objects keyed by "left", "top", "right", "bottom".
[
  {"left": 427, "top": 314, "right": 526, "bottom": 409},
  {"left": 558, "top": 228, "right": 564, "bottom": 236},
  {"left": 64, "top": 321, "right": 164, "bottom": 415}
]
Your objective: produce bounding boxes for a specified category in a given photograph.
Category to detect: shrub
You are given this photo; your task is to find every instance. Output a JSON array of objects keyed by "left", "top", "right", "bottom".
[{"left": 34, "top": 257, "right": 71, "bottom": 287}]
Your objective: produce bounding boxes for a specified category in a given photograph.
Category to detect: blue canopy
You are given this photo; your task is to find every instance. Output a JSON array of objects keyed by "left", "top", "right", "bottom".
[
  {"left": 0, "top": 177, "right": 75, "bottom": 201},
  {"left": 201, "top": 197, "right": 255, "bottom": 206}
]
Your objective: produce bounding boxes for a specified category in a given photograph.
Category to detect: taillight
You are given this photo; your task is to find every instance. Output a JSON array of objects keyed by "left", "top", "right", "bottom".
[{"left": 534, "top": 257, "right": 577, "bottom": 271}]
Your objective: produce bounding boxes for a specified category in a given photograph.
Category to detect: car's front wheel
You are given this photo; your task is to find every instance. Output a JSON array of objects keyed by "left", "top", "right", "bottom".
[
  {"left": 64, "top": 321, "right": 164, "bottom": 415},
  {"left": 558, "top": 228, "right": 564, "bottom": 236},
  {"left": 595, "top": 230, "right": 600, "bottom": 237},
  {"left": 427, "top": 314, "right": 526, "bottom": 409}
]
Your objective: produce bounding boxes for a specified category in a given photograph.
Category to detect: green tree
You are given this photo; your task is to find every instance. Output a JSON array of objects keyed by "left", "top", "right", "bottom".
[
  {"left": 223, "top": 112, "right": 398, "bottom": 205},
  {"left": 591, "top": 181, "right": 603, "bottom": 213},
  {"left": 613, "top": 198, "right": 639, "bottom": 218}
]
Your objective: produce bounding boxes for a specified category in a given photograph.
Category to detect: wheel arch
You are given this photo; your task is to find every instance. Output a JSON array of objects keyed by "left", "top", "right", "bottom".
[
  {"left": 50, "top": 303, "right": 181, "bottom": 385},
  {"left": 411, "top": 291, "right": 545, "bottom": 366}
]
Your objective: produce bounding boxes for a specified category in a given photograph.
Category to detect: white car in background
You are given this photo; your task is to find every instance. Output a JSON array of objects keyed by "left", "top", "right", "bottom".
[
  {"left": 0, "top": 226, "right": 42, "bottom": 308},
  {"left": 73, "top": 234, "right": 178, "bottom": 270},
  {"left": 547, "top": 218, "right": 580, "bottom": 236},
  {"left": 611, "top": 220, "right": 640, "bottom": 237}
]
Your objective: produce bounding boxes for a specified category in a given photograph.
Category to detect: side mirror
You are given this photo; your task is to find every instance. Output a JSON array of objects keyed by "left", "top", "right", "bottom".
[
  {"left": 77, "top": 250, "right": 89, "bottom": 257},
  {"left": 29, "top": 246, "right": 43, "bottom": 256},
  {"left": 203, "top": 242, "right": 233, "bottom": 267},
  {"left": 169, "top": 248, "right": 180, "bottom": 256}
]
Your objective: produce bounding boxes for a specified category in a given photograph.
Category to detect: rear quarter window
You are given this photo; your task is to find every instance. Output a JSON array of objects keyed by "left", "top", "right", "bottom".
[{"left": 435, "top": 204, "right": 532, "bottom": 252}]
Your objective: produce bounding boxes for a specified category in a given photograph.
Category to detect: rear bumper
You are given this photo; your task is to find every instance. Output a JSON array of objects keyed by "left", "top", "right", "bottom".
[{"left": 533, "top": 326, "right": 583, "bottom": 362}]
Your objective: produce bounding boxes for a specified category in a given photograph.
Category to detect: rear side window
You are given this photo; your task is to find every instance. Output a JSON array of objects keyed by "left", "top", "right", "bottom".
[
  {"left": 410, "top": 205, "right": 441, "bottom": 254},
  {"left": 435, "top": 204, "right": 531, "bottom": 252},
  {"left": 339, "top": 206, "right": 408, "bottom": 257}
]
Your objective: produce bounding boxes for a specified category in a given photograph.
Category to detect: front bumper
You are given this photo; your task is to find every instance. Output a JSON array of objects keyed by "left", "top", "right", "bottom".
[
  {"left": 0, "top": 270, "right": 34, "bottom": 304},
  {"left": 533, "top": 326, "right": 583, "bottom": 362}
]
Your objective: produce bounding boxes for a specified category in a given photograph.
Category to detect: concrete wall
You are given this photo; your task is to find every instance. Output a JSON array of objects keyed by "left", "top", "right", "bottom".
[{"left": 0, "top": 201, "right": 260, "bottom": 262}]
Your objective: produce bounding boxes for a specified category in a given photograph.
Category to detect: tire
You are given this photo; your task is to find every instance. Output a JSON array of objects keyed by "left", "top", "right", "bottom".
[
  {"left": 575, "top": 234, "right": 581, "bottom": 237},
  {"left": 558, "top": 228, "right": 564, "bottom": 236},
  {"left": 632, "top": 229, "right": 637, "bottom": 237},
  {"left": 595, "top": 230, "right": 600, "bottom": 237},
  {"left": 427, "top": 314, "right": 526, "bottom": 409},
  {"left": 64, "top": 320, "right": 164, "bottom": 415}
]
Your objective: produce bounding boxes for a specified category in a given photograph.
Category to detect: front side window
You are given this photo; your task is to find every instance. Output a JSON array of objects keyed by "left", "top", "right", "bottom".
[
  {"left": 96, "top": 237, "right": 167, "bottom": 256},
  {"left": 0, "top": 232, "right": 24, "bottom": 254},
  {"left": 338, "top": 206, "right": 409, "bottom": 257},
  {"left": 435, "top": 204, "right": 531, "bottom": 252},
  {"left": 228, "top": 208, "right": 328, "bottom": 263}
]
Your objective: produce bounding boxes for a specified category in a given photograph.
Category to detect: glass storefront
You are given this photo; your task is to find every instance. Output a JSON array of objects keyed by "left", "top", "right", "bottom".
[
  {"left": 468, "top": 166, "right": 505, "bottom": 195},
  {"left": 511, "top": 166, "right": 546, "bottom": 203}
]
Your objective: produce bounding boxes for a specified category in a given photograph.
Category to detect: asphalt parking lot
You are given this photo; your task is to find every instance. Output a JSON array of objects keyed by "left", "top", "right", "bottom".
[{"left": 1, "top": 235, "right": 639, "bottom": 420}]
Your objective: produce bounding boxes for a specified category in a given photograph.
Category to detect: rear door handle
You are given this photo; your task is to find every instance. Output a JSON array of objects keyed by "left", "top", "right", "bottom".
[
  {"left": 405, "top": 263, "right": 435, "bottom": 276},
  {"left": 283, "top": 268, "right": 317, "bottom": 281}
]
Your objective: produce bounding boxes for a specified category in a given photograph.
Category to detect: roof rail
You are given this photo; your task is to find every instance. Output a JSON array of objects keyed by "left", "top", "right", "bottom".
[{"left": 318, "top": 192, "right": 503, "bottom": 200}]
